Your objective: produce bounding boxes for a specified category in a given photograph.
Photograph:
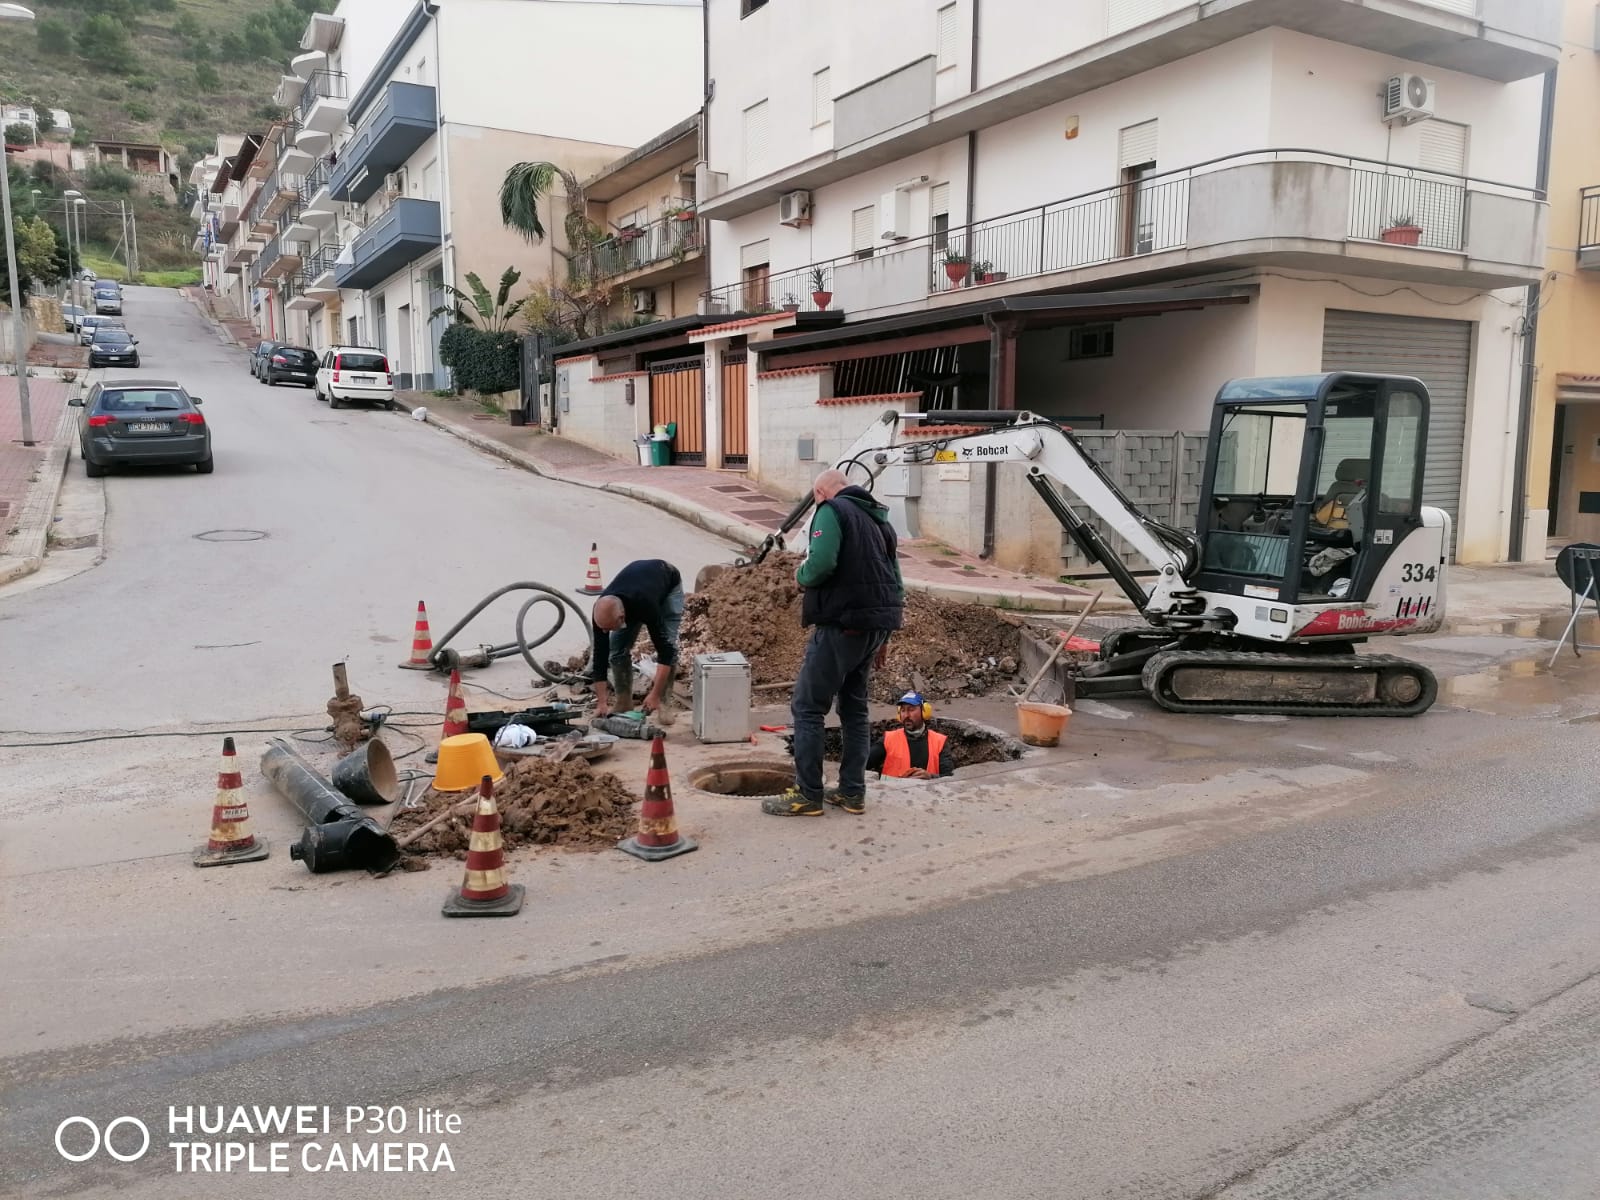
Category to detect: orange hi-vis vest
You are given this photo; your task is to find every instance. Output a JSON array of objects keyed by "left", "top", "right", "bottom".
[{"left": 882, "top": 728, "right": 946, "bottom": 777}]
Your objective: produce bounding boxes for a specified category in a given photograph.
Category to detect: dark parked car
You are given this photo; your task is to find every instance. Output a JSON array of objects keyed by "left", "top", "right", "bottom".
[
  {"left": 249, "top": 340, "right": 283, "bottom": 379},
  {"left": 260, "top": 343, "right": 318, "bottom": 387},
  {"left": 93, "top": 286, "right": 122, "bottom": 316},
  {"left": 72, "top": 380, "right": 212, "bottom": 477},
  {"left": 88, "top": 328, "right": 140, "bottom": 369}
]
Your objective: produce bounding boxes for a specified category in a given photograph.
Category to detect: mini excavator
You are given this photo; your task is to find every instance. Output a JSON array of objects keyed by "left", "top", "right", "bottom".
[{"left": 748, "top": 372, "right": 1447, "bottom": 717}]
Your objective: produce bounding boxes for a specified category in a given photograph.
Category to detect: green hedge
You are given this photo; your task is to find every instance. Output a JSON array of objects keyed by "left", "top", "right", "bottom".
[{"left": 438, "top": 323, "right": 520, "bottom": 395}]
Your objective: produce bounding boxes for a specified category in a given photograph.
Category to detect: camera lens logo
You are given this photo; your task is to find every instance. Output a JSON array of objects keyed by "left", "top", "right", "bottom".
[{"left": 55, "top": 1117, "right": 150, "bottom": 1163}]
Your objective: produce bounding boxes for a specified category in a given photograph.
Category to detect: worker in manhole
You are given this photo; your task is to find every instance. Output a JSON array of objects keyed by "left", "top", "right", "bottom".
[
  {"left": 868, "top": 692, "right": 953, "bottom": 780},
  {"left": 764, "top": 468, "right": 904, "bottom": 818},
  {"left": 589, "top": 559, "right": 684, "bottom": 721}
]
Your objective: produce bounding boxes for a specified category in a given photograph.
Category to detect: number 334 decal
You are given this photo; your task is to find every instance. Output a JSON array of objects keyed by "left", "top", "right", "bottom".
[{"left": 1400, "top": 563, "right": 1438, "bottom": 583}]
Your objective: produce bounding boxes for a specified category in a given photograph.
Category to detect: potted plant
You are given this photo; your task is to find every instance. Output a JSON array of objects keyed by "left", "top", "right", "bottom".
[
  {"left": 617, "top": 225, "right": 644, "bottom": 243},
  {"left": 809, "top": 265, "right": 832, "bottom": 310},
  {"left": 972, "top": 259, "right": 994, "bottom": 284},
  {"left": 1380, "top": 215, "right": 1422, "bottom": 246},
  {"left": 664, "top": 203, "right": 696, "bottom": 223},
  {"left": 943, "top": 248, "right": 970, "bottom": 284},
  {"left": 780, "top": 293, "right": 800, "bottom": 313}
]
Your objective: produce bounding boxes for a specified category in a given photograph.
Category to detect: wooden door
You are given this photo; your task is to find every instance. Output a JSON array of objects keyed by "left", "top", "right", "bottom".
[
  {"left": 721, "top": 352, "right": 749, "bottom": 466},
  {"left": 649, "top": 357, "right": 705, "bottom": 464}
]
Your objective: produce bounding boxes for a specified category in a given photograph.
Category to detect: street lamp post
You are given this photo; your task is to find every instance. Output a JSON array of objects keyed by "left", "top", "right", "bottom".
[
  {"left": 63, "top": 189, "right": 82, "bottom": 313},
  {"left": 1, "top": 2, "right": 35, "bottom": 446}
]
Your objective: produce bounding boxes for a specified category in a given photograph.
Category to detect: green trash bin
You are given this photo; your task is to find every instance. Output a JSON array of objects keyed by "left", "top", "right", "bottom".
[{"left": 648, "top": 434, "right": 672, "bottom": 466}]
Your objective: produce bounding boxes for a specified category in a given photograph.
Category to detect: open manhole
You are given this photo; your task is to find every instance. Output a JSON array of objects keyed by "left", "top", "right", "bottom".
[
  {"left": 688, "top": 758, "right": 795, "bottom": 798},
  {"left": 193, "top": 529, "right": 269, "bottom": 542},
  {"left": 800, "top": 717, "right": 1025, "bottom": 771}
]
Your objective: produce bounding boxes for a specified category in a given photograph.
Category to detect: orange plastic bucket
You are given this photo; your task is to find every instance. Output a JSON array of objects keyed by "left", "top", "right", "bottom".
[{"left": 1015, "top": 701, "right": 1071, "bottom": 747}]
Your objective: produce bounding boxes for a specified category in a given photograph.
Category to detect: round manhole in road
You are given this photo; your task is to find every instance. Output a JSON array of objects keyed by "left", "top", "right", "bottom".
[{"left": 193, "top": 529, "right": 269, "bottom": 543}]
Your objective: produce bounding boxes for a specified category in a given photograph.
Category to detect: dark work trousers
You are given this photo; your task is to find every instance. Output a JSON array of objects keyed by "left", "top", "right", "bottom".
[{"left": 791, "top": 625, "right": 892, "bottom": 801}]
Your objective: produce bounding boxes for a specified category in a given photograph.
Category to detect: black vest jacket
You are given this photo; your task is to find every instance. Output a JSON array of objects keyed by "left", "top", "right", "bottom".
[{"left": 801, "top": 489, "right": 905, "bottom": 630}]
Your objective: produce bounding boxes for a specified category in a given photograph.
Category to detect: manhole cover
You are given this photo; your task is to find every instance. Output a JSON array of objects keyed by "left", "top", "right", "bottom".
[
  {"left": 193, "top": 529, "right": 269, "bottom": 542},
  {"left": 687, "top": 759, "right": 795, "bottom": 798},
  {"left": 311, "top": 419, "right": 347, "bottom": 425}
]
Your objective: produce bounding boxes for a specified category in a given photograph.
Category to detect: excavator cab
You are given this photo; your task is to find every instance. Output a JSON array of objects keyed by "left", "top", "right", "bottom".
[{"left": 1194, "top": 372, "right": 1430, "bottom": 608}]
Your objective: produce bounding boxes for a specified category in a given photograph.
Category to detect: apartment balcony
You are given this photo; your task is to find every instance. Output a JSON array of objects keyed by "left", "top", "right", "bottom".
[
  {"left": 702, "top": 150, "right": 1546, "bottom": 317},
  {"left": 701, "top": 0, "right": 1559, "bottom": 221},
  {"left": 278, "top": 120, "right": 314, "bottom": 178},
  {"left": 588, "top": 211, "right": 705, "bottom": 287},
  {"left": 248, "top": 174, "right": 296, "bottom": 235},
  {"left": 259, "top": 235, "right": 303, "bottom": 283},
  {"left": 325, "top": 82, "right": 436, "bottom": 205},
  {"left": 297, "top": 158, "right": 338, "bottom": 222},
  {"left": 297, "top": 69, "right": 350, "bottom": 135},
  {"left": 286, "top": 273, "right": 321, "bottom": 312},
  {"left": 223, "top": 241, "right": 259, "bottom": 276},
  {"left": 335, "top": 198, "right": 441, "bottom": 290},
  {"left": 273, "top": 74, "right": 305, "bottom": 110},
  {"left": 216, "top": 201, "right": 241, "bottom": 240},
  {"left": 1578, "top": 186, "right": 1600, "bottom": 270},
  {"left": 302, "top": 243, "right": 342, "bottom": 297}
]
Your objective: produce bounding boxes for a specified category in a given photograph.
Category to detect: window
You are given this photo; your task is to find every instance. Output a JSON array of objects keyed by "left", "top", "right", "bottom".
[
  {"left": 337, "top": 351, "right": 389, "bottom": 373},
  {"left": 1118, "top": 120, "right": 1158, "bottom": 256},
  {"left": 930, "top": 181, "right": 950, "bottom": 250},
  {"left": 1418, "top": 120, "right": 1467, "bottom": 177},
  {"left": 936, "top": 3, "right": 959, "bottom": 70},
  {"left": 852, "top": 204, "right": 876, "bottom": 259},
  {"left": 740, "top": 0, "right": 769, "bottom": 14},
  {"left": 372, "top": 297, "right": 387, "bottom": 351},
  {"left": 743, "top": 100, "right": 769, "bottom": 178},
  {"left": 1068, "top": 324, "right": 1114, "bottom": 360},
  {"left": 740, "top": 239, "right": 770, "bottom": 308},
  {"left": 1380, "top": 390, "right": 1425, "bottom": 515},
  {"left": 812, "top": 68, "right": 832, "bottom": 128}
]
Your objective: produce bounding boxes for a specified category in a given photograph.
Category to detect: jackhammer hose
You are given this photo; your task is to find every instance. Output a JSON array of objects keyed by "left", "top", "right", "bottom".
[{"left": 427, "top": 582, "right": 594, "bottom": 685}]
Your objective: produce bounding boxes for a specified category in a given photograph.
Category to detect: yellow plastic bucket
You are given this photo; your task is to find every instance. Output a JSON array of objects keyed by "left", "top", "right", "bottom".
[{"left": 1015, "top": 701, "right": 1071, "bottom": 747}]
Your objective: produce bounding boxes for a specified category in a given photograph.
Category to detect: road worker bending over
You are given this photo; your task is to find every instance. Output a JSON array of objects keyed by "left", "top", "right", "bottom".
[{"left": 867, "top": 692, "right": 954, "bottom": 780}]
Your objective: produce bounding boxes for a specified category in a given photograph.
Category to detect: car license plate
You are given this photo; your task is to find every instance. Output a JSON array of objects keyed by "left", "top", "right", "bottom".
[
  {"left": 353, "top": 375, "right": 378, "bottom": 384},
  {"left": 128, "top": 422, "right": 168, "bottom": 433}
]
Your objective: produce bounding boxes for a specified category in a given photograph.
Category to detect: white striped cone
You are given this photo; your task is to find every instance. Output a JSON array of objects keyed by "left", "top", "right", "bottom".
[
  {"left": 579, "top": 544, "right": 604, "bottom": 595},
  {"left": 193, "top": 736, "right": 270, "bottom": 867},
  {"left": 442, "top": 669, "right": 469, "bottom": 740},
  {"left": 442, "top": 776, "right": 524, "bottom": 916}
]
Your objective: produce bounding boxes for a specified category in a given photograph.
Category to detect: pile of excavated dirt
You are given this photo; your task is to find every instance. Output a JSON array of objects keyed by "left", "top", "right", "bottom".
[
  {"left": 391, "top": 757, "right": 639, "bottom": 858},
  {"left": 680, "top": 553, "right": 1023, "bottom": 700}
]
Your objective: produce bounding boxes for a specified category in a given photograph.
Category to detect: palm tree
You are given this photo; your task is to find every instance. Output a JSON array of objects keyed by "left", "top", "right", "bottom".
[{"left": 498, "top": 160, "right": 611, "bottom": 339}]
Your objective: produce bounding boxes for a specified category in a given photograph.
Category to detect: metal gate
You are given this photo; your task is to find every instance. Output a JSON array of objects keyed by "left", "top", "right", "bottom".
[
  {"left": 1321, "top": 310, "right": 1470, "bottom": 557},
  {"left": 721, "top": 352, "right": 748, "bottom": 466},
  {"left": 649, "top": 356, "right": 705, "bottom": 464}
]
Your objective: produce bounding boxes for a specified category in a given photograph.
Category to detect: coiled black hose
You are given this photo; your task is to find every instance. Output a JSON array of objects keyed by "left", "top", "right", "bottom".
[{"left": 425, "top": 582, "right": 594, "bottom": 685}]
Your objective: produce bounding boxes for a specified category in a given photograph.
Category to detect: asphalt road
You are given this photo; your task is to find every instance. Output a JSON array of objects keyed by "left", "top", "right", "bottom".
[{"left": 2, "top": 287, "right": 1597, "bottom": 1199}]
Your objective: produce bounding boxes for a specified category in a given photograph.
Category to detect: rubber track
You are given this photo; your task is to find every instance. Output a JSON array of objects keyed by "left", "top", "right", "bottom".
[{"left": 1142, "top": 650, "right": 1438, "bottom": 717}]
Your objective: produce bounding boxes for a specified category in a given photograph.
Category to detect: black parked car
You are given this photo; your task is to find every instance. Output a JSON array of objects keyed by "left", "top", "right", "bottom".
[
  {"left": 260, "top": 344, "right": 317, "bottom": 387},
  {"left": 88, "top": 327, "right": 140, "bottom": 369},
  {"left": 250, "top": 340, "right": 283, "bottom": 379},
  {"left": 72, "top": 380, "right": 212, "bottom": 476}
]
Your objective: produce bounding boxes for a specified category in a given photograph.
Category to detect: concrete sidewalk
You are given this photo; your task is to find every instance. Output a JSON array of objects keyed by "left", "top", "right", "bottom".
[
  {"left": 0, "top": 375, "right": 75, "bottom": 588},
  {"left": 406, "top": 391, "right": 1102, "bottom": 612}
]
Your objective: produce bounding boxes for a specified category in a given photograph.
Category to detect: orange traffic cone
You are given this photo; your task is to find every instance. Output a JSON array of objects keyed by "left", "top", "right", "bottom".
[
  {"left": 442, "top": 669, "right": 469, "bottom": 740},
  {"left": 618, "top": 735, "right": 697, "bottom": 862},
  {"left": 442, "top": 775, "right": 525, "bottom": 917},
  {"left": 579, "top": 543, "right": 604, "bottom": 595},
  {"left": 193, "top": 736, "right": 270, "bottom": 867},
  {"left": 398, "top": 601, "right": 434, "bottom": 670}
]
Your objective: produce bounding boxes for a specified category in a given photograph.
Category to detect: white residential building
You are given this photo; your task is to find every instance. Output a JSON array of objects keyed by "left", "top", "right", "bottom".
[
  {"left": 670, "top": 0, "right": 1558, "bottom": 569},
  {"left": 236, "top": 0, "right": 701, "bottom": 389}
]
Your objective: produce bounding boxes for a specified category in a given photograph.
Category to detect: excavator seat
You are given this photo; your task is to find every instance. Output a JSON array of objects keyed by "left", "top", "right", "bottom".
[{"left": 1314, "top": 458, "right": 1368, "bottom": 529}]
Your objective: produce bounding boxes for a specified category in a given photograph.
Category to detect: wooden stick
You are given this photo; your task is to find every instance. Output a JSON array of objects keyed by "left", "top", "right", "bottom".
[{"left": 1013, "top": 590, "right": 1103, "bottom": 701}]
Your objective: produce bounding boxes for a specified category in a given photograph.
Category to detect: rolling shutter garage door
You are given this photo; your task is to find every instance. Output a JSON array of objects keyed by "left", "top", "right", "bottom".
[{"left": 1321, "top": 309, "right": 1470, "bottom": 557}]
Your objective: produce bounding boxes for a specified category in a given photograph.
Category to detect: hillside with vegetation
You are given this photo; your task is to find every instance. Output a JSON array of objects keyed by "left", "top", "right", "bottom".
[{"left": 0, "top": 0, "right": 332, "bottom": 285}]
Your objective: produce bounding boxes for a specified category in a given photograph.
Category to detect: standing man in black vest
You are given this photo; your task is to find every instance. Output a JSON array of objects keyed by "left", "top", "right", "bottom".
[{"left": 764, "top": 468, "right": 905, "bottom": 817}]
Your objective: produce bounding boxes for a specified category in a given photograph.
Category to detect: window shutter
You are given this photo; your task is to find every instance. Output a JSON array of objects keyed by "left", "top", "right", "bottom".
[
  {"left": 743, "top": 100, "right": 769, "bottom": 177},
  {"left": 740, "top": 239, "right": 770, "bottom": 270},
  {"left": 1418, "top": 120, "right": 1467, "bottom": 176},
  {"left": 812, "top": 68, "right": 831, "bottom": 126},
  {"left": 852, "top": 206, "right": 876, "bottom": 252},
  {"left": 1118, "top": 120, "right": 1158, "bottom": 169},
  {"left": 936, "top": 4, "right": 958, "bottom": 69},
  {"left": 929, "top": 181, "right": 950, "bottom": 221}
]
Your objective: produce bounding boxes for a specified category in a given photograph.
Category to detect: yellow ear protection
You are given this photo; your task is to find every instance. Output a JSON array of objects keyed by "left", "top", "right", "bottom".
[{"left": 899, "top": 693, "right": 932, "bottom": 720}]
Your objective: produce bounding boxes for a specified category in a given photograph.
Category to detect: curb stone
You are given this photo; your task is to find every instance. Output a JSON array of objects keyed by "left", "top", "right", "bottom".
[
  {"left": 0, "top": 404, "right": 76, "bottom": 589},
  {"left": 414, "top": 411, "right": 1093, "bottom": 613}
]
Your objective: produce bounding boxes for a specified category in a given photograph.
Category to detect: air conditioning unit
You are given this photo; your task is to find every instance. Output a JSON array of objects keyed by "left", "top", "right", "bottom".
[
  {"left": 384, "top": 171, "right": 404, "bottom": 198},
  {"left": 633, "top": 290, "right": 656, "bottom": 314},
  {"left": 778, "top": 189, "right": 813, "bottom": 227},
  {"left": 1382, "top": 74, "right": 1435, "bottom": 125},
  {"left": 879, "top": 189, "right": 911, "bottom": 241}
]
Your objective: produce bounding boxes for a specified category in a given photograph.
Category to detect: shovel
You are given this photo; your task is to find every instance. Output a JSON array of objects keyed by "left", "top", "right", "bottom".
[{"left": 1011, "top": 591, "right": 1103, "bottom": 701}]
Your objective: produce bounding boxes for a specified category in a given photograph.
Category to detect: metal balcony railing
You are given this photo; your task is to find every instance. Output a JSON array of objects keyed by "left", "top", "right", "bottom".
[
  {"left": 1580, "top": 186, "right": 1600, "bottom": 253},
  {"left": 297, "top": 70, "right": 349, "bottom": 123},
  {"left": 702, "top": 148, "right": 1538, "bottom": 313},
  {"left": 297, "top": 158, "right": 332, "bottom": 206},
  {"left": 302, "top": 243, "right": 342, "bottom": 283},
  {"left": 583, "top": 209, "right": 703, "bottom": 281}
]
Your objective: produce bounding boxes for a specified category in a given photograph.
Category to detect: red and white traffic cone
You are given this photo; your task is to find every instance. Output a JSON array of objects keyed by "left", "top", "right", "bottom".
[
  {"left": 441, "top": 669, "right": 469, "bottom": 741},
  {"left": 193, "top": 736, "right": 270, "bottom": 867},
  {"left": 618, "top": 735, "right": 697, "bottom": 861},
  {"left": 442, "top": 775, "right": 525, "bottom": 917},
  {"left": 398, "top": 601, "right": 434, "bottom": 670},
  {"left": 579, "top": 544, "right": 604, "bottom": 596}
]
